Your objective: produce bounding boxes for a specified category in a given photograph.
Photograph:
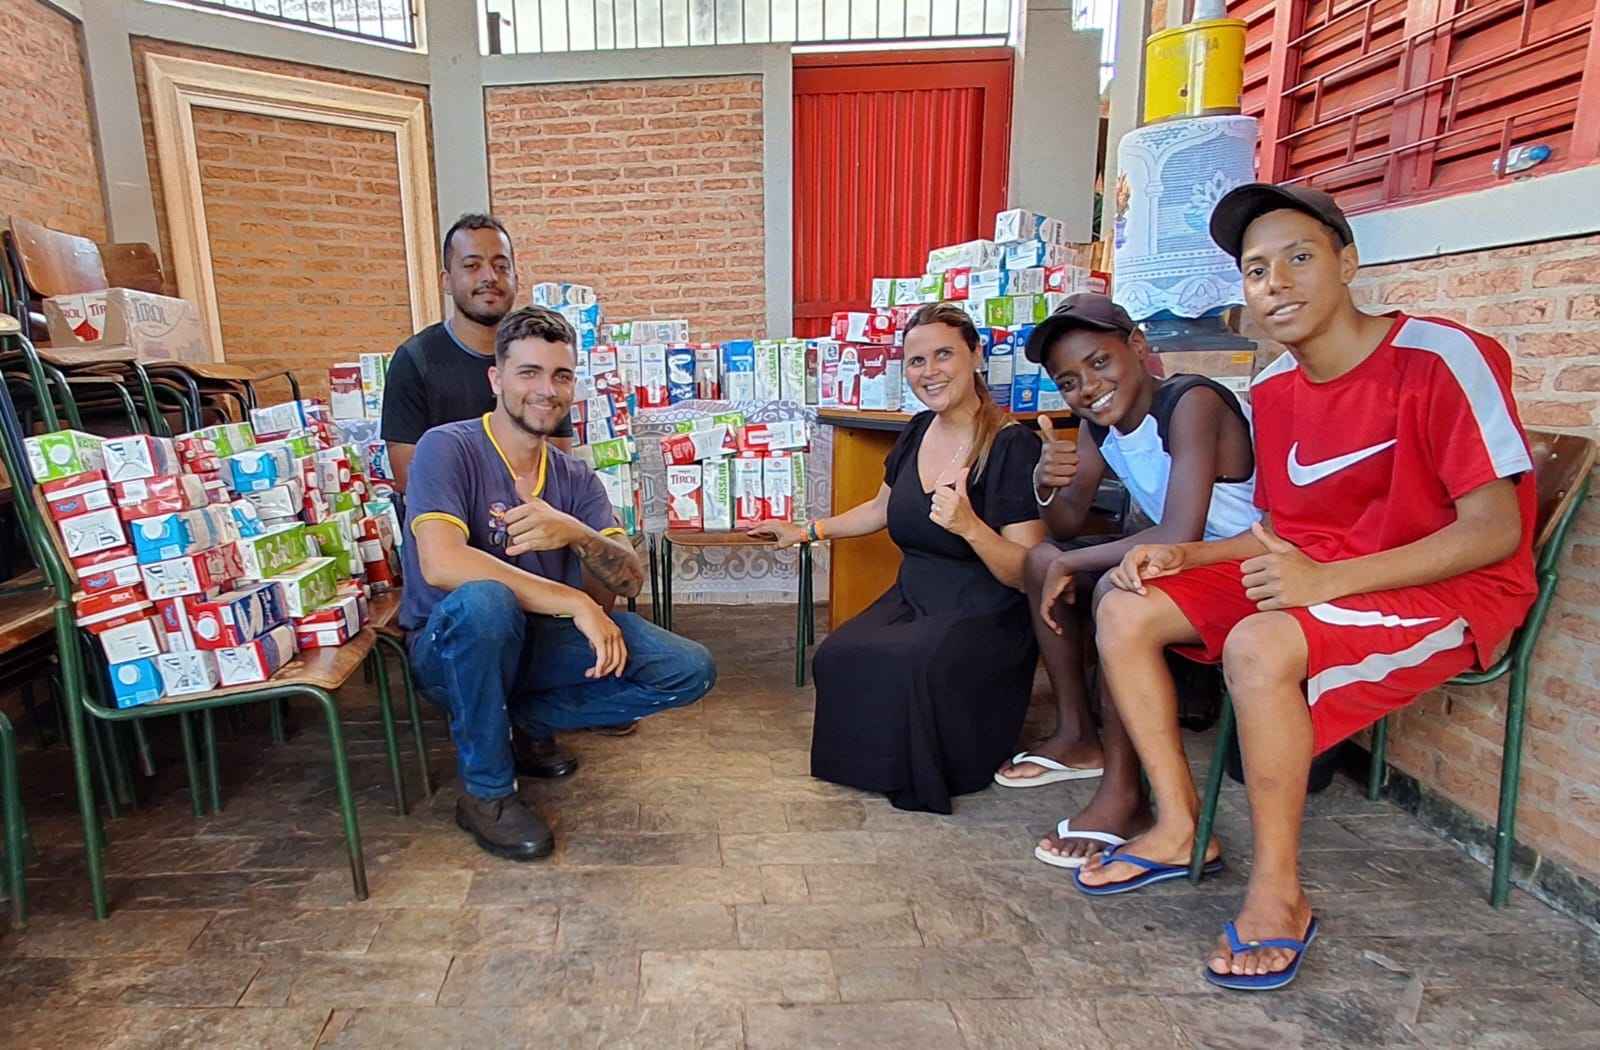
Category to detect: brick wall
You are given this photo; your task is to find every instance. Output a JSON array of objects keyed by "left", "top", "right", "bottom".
[
  {"left": 1350, "top": 234, "right": 1600, "bottom": 885},
  {"left": 132, "top": 40, "right": 430, "bottom": 396},
  {"left": 0, "top": 0, "right": 104, "bottom": 240},
  {"left": 485, "top": 77, "right": 767, "bottom": 341}
]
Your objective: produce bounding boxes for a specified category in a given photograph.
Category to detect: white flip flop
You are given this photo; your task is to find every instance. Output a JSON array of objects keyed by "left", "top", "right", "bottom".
[
  {"left": 993, "top": 751, "right": 1104, "bottom": 788},
  {"left": 1033, "top": 819, "right": 1129, "bottom": 869}
]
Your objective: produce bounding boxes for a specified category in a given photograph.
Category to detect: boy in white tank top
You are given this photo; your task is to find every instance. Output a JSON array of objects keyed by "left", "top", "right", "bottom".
[{"left": 992, "top": 294, "right": 1260, "bottom": 871}]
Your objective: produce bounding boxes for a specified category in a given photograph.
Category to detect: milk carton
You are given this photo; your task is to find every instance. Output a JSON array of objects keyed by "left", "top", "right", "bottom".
[
  {"left": 701, "top": 457, "right": 734, "bottom": 532},
  {"left": 753, "top": 340, "right": 783, "bottom": 401},
  {"left": 778, "top": 339, "right": 807, "bottom": 404},
  {"left": 665, "top": 465, "right": 703, "bottom": 530},
  {"left": 763, "top": 453, "right": 796, "bottom": 523},
  {"left": 666, "top": 344, "right": 697, "bottom": 404},
  {"left": 637, "top": 344, "right": 670, "bottom": 409},
  {"left": 858, "top": 345, "right": 903, "bottom": 411},
  {"left": 720, "top": 340, "right": 756, "bottom": 401},
  {"left": 984, "top": 328, "right": 1016, "bottom": 411},
  {"left": 733, "top": 454, "right": 765, "bottom": 529}
]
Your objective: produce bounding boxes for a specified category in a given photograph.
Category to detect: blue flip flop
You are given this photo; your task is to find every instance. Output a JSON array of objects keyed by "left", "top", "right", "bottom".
[
  {"left": 1072, "top": 846, "right": 1224, "bottom": 897},
  {"left": 1203, "top": 916, "right": 1320, "bottom": 991}
]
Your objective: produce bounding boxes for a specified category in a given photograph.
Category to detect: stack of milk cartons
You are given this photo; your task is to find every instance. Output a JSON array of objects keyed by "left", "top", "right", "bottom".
[
  {"left": 714, "top": 339, "right": 811, "bottom": 406},
  {"left": 328, "top": 352, "right": 392, "bottom": 423},
  {"left": 661, "top": 414, "right": 809, "bottom": 532},
  {"left": 605, "top": 320, "right": 693, "bottom": 411},
  {"left": 533, "top": 282, "right": 603, "bottom": 354},
  {"left": 569, "top": 350, "right": 645, "bottom": 536},
  {"left": 814, "top": 315, "right": 904, "bottom": 413}
]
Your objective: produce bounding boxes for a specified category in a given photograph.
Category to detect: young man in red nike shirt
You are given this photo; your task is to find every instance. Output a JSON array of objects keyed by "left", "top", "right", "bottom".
[{"left": 1075, "top": 183, "right": 1536, "bottom": 991}]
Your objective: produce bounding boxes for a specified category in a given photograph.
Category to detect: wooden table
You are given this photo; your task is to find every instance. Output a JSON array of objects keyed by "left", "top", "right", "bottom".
[{"left": 817, "top": 408, "right": 1080, "bottom": 630}]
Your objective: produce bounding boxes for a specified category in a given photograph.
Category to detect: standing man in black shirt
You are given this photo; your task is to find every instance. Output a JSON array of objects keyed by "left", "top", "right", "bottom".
[
  {"left": 384, "top": 214, "right": 598, "bottom": 775},
  {"left": 383, "top": 213, "right": 573, "bottom": 492}
]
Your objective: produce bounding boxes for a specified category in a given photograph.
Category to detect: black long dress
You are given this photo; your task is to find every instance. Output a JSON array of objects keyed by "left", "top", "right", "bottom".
[{"left": 811, "top": 413, "right": 1043, "bottom": 813}]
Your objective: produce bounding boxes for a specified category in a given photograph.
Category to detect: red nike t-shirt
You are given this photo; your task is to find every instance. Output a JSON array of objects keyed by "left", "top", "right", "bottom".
[{"left": 1250, "top": 313, "right": 1538, "bottom": 664}]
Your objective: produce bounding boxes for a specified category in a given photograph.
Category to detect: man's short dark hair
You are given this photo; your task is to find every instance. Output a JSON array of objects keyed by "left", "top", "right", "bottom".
[
  {"left": 494, "top": 306, "right": 577, "bottom": 366},
  {"left": 443, "top": 213, "right": 513, "bottom": 268}
]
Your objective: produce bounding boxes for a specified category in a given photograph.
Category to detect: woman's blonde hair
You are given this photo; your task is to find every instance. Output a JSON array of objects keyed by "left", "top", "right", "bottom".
[{"left": 903, "top": 302, "right": 1014, "bottom": 481}]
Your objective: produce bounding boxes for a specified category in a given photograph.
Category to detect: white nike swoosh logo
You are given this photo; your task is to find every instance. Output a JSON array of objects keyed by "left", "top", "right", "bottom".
[{"left": 1287, "top": 439, "right": 1397, "bottom": 486}]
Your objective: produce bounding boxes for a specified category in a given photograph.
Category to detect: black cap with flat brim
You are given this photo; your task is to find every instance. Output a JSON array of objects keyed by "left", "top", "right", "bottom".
[
  {"left": 1209, "top": 183, "right": 1355, "bottom": 263},
  {"left": 1023, "top": 293, "right": 1137, "bottom": 363}
]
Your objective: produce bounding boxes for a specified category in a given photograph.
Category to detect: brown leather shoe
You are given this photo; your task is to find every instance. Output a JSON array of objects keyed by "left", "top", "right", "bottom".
[
  {"left": 455, "top": 794, "right": 555, "bottom": 862},
  {"left": 512, "top": 727, "right": 579, "bottom": 779}
]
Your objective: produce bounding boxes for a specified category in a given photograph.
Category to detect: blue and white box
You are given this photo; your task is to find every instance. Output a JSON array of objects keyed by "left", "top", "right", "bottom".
[
  {"left": 1003, "top": 240, "right": 1073, "bottom": 270},
  {"left": 982, "top": 327, "right": 1016, "bottom": 411},
  {"left": 1011, "top": 338, "right": 1041, "bottom": 413},
  {"left": 666, "top": 344, "right": 697, "bottom": 404},
  {"left": 223, "top": 446, "right": 295, "bottom": 494},
  {"left": 129, "top": 510, "right": 206, "bottom": 564},
  {"left": 108, "top": 658, "right": 164, "bottom": 708},
  {"left": 720, "top": 340, "right": 756, "bottom": 401}
]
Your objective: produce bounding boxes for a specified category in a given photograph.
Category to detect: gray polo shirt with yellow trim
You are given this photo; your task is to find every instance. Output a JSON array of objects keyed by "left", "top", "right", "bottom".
[{"left": 399, "top": 414, "right": 621, "bottom": 634}]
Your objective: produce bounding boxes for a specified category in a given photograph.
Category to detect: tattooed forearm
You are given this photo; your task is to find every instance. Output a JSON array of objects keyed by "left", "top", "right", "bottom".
[{"left": 575, "top": 532, "right": 645, "bottom": 598}]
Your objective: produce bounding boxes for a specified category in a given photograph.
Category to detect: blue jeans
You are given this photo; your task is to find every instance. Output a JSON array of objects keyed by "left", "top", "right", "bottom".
[{"left": 409, "top": 580, "right": 716, "bottom": 800}]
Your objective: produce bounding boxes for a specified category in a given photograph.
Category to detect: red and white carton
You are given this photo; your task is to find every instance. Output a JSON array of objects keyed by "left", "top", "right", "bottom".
[
  {"left": 830, "top": 311, "right": 896, "bottom": 345},
  {"left": 101, "top": 435, "right": 181, "bottom": 483},
  {"left": 858, "top": 345, "right": 904, "bottom": 411},
  {"left": 763, "top": 452, "right": 796, "bottom": 523},
  {"left": 75, "top": 585, "right": 149, "bottom": 622},
  {"left": 41, "top": 468, "right": 109, "bottom": 498},
  {"left": 57, "top": 507, "right": 129, "bottom": 559},
  {"left": 637, "top": 344, "right": 670, "bottom": 409},
  {"left": 294, "top": 595, "right": 360, "bottom": 648},
  {"left": 75, "top": 551, "right": 143, "bottom": 596},
  {"left": 46, "top": 478, "right": 114, "bottom": 520},
  {"left": 113, "top": 473, "right": 208, "bottom": 510},
  {"left": 295, "top": 620, "right": 350, "bottom": 648},
  {"left": 665, "top": 465, "right": 703, "bottom": 531},
  {"left": 216, "top": 624, "right": 297, "bottom": 687},
  {"left": 835, "top": 345, "right": 863, "bottom": 409},
  {"left": 187, "top": 582, "right": 290, "bottom": 650},
  {"left": 660, "top": 428, "right": 735, "bottom": 466},
  {"left": 329, "top": 362, "right": 364, "bottom": 421},
  {"left": 733, "top": 454, "right": 765, "bottom": 530},
  {"left": 140, "top": 545, "right": 241, "bottom": 600},
  {"left": 944, "top": 268, "right": 971, "bottom": 300},
  {"left": 735, "top": 420, "right": 808, "bottom": 454}
]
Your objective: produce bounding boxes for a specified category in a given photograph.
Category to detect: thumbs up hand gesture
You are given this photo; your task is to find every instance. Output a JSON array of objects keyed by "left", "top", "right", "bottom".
[
  {"left": 930, "top": 467, "right": 980, "bottom": 541},
  {"left": 1239, "top": 521, "right": 1331, "bottom": 611},
  {"left": 1033, "top": 416, "right": 1079, "bottom": 494}
]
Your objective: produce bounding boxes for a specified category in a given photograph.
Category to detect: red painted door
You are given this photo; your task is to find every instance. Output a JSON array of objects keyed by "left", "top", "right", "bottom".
[{"left": 793, "top": 50, "right": 1015, "bottom": 337}]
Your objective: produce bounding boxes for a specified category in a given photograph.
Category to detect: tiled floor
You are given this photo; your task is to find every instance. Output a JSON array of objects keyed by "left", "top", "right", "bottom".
[{"left": 1, "top": 604, "right": 1597, "bottom": 1049}]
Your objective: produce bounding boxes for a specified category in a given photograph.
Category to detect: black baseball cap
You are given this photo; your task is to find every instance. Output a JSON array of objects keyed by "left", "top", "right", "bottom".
[
  {"left": 1209, "top": 182, "right": 1355, "bottom": 263},
  {"left": 1023, "top": 293, "right": 1137, "bottom": 363}
]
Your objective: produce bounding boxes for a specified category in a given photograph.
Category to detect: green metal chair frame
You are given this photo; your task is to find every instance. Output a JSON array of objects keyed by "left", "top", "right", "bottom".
[
  {"left": 1190, "top": 430, "right": 1597, "bottom": 907},
  {"left": 658, "top": 531, "right": 815, "bottom": 686},
  {"left": 0, "top": 317, "right": 425, "bottom": 919}
]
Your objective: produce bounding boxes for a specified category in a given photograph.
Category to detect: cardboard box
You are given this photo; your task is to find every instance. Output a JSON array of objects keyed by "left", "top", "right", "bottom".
[
  {"left": 735, "top": 420, "right": 808, "bottom": 454},
  {"left": 25, "top": 430, "right": 105, "bottom": 482},
  {"left": 77, "top": 552, "right": 143, "bottom": 595},
  {"left": 108, "top": 658, "right": 164, "bottom": 708},
  {"left": 700, "top": 457, "right": 734, "bottom": 532},
  {"left": 994, "top": 209, "right": 1071, "bottom": 246},
  {"left": 141, "top": 545, "right": 241, "bottom": 600},
  {"left": 44, "top": 288, "right": 211, "bottom": 364},
  {"left": 59, "top": 507, "right": 130, "bottom": 559},
  {"left": 927, "top": 240, "right": 1003, "bottom": 273},
  {"left": 216, "top": 624, "right": 297, "bottom": 686},
  {"left": 720, "top": 340, "right": 756, "bottom": 401},
  {"left": 858, "top": 345, "right": 903, "bottom": 411},
  {"left": 156, "top": 650, "right": 219, "bottom": 696},
  {"left": 273, "top": 557, "right": 339, "bottom": 618},
  {"left": 733, "top": 454, "right": 764, "bottom": 529},
  {"left": 223, "top": 446, "right": 295, "bottom": 494},
  {"left": 666, "top": 343, "right": 697, "bottom": 404},
  {"left": 665, "top": 465, "right": 703, "bottom": 530},
  {"left": 943, "top": 268, "right": 971, "bottom": 300},
  {"left": 830, "top": 312, "right": 896, "bottom": 345},
  {"left": 236, "top": 523, "right": 309, "bottom": 579},
  {"left": 188, "top": 582, "right": 289, "bottom": 649},
  {"left": 753, "top": 340, "right": 783, "bottom": 401},
  {"left": 47, "top": 477, "right": 114, "bottom": 520}
]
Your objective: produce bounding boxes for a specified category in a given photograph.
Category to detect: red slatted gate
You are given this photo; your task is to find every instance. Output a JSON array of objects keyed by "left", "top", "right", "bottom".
[{"left": 792, "top": 49, "right": 1015, "bottom": 337}]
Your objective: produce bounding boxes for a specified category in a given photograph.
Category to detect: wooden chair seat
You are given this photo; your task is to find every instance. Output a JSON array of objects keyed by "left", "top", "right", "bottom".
[{"left": 0, "top": 583, "right": 56, "bottom": 651}]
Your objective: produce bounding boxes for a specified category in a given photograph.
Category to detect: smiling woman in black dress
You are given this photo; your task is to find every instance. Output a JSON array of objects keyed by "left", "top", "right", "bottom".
[{"left": 750, "top": 304, "right": 1047, "bottom": 813}]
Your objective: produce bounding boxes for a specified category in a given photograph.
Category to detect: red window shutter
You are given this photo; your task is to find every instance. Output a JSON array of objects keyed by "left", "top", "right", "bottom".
[{"left": 1225, "top": 0, "right": 1600, "bottom": 211}]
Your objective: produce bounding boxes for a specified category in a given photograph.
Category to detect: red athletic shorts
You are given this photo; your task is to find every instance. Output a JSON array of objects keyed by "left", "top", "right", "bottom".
[{"left": 1148, "top": 559, "right": 1480, "bottom": 754}]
